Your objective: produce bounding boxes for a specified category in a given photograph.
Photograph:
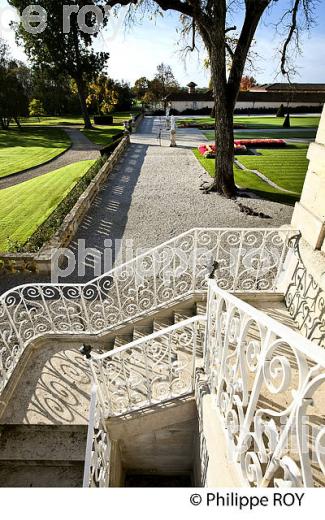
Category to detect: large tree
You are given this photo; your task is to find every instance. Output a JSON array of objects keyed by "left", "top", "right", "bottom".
[
  {"left": 0, "top": 37, "right": 29, "bottom": 129},
  {"left": 152, "top": 63, "right": 180, "bottom": 109},
  {"left": 9, "top": 0, "right": 109, "bottom": 128},
  {"left": 104, "top": 0, "right": 318, "bottom": 198},
  {"left": 132, "top": 76, "right": 150, "bottom": 107}
]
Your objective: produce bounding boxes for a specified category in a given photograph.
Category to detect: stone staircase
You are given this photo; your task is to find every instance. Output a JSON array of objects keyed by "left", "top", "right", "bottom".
[
  {"left": 0, "top": 295, "right": 302, "bottom": 487},
  {"left": 102, "top": 299, "right": 208, "bottom": 350},
  {"left": 0, "top": 425, "right": 87, "bottom": 487},
  {"left": 0, "top": 291, "right": 301, "bottom": 487}
]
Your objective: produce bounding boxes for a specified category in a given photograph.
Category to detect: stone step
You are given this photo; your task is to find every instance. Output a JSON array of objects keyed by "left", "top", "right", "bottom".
[
  {"left": 0, "top": 463, "right": 84, "bottom": 487},
  {"left": 132, "top": 324, "right": 154, "bottom": 341},
  {"left": 153, "top": 317, "right": 174, "bottom": 332},
  {"left": 0, "top": 424, "right": 87, "bottom": 487},
  {"left": 195, "top": 302, "right": 207, "bottom": 316},
  {"left": 0, "top": 425, "right": 87, "bottom": 462},
  {"left": 113, "top": 334, "right": 134, "bottom": 349},
  {"left": 174, "top": 309, "right": 196, "bottom": 324}
]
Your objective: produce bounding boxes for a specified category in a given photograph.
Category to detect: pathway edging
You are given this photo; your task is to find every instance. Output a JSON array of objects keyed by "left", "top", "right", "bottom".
[
  {"left": 234, "top": 158, "right": 299, "bottom": 195},
  {"left": 0, "top": 126, "right": 100, "bottom": 190}
]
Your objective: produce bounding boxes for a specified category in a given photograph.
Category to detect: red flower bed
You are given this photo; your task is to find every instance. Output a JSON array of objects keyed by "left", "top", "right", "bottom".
[
  {"left": 198, "top": 138, "right": 286, "bottom": 158},
  {"left": 234, "top": 138, "right": 286, "bottom": 147},
  {"left": 198, "top": 143, "right": 246, "bottom": 158}
]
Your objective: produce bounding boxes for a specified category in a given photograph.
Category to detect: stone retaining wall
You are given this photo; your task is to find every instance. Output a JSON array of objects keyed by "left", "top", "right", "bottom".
[
  {"left": 0, "top": 135, "right": 130, "bottom": 274},
  {"left": 132, "top": 112, "right": 144, "bottom": 131}
]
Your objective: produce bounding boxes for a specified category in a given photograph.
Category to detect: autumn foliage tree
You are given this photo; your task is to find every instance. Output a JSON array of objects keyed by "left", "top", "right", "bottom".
[{"left": 240, "top": 76, "right": 257, "bottom": 91}]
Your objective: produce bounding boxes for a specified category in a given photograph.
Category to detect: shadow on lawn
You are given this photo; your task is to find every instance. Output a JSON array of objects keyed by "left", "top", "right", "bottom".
[{"left": 0, "top": 127, "right": 69, "bottom": 149}]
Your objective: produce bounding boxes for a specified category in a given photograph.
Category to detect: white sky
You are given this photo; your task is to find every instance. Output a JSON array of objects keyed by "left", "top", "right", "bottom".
[{"left": 1, "top": 1, "right": 325, "bottom": 87}]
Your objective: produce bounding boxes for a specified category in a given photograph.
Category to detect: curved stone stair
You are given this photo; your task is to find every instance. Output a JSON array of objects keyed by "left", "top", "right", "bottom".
[{"left": 0, "top": 425, "right": 87, "bottom": 487}]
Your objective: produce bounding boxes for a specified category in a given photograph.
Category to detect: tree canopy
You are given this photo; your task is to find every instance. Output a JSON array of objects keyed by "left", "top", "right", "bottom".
[{"left": 9, "top": 0, "right": 110, "bottom": 128}]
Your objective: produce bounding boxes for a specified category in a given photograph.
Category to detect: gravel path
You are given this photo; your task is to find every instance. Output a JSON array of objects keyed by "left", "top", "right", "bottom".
[
  {"left": 0, "top": 116, "right": 294, "bottom": 293},
  {"left": 0, "top": 126, "right": 100, "bottom": 190}
]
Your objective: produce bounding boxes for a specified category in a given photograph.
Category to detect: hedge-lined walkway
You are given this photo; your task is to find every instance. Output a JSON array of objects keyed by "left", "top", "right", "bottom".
[{"left": 0, "top": 127, "right": 100, "bottom": 190}]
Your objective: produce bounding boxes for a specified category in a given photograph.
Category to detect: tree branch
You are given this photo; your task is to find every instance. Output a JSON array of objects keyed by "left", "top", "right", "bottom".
[
  {"left": 227, "top": 0, "right": 271, "bottom": 105},
  {"left": 105, "top": 0, "right": 194, "bottom": 17},
  {"left": 280, "top": 0, "right": 301, "bottom": 75}
]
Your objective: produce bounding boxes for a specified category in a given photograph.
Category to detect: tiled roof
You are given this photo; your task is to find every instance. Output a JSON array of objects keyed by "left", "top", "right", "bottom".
[{"left": 265, "top": 83, "right": 325, "bottom": 92}]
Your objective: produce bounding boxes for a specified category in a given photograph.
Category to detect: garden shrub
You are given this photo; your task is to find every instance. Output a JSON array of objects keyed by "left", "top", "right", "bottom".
[{"left": 94, "top": 115, "right": 114, "bottom": 125}]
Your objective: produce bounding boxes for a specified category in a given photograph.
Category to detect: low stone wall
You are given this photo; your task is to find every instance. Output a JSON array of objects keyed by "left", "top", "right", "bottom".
[
  {"left": 132, "top": 112, "right": 144, "bottom": 131},
  {"left": 0, "top": 135, "right": 130, "bottom": 274}
]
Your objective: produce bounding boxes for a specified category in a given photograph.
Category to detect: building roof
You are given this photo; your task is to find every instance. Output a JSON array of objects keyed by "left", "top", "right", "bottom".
[
  {"left": 165, "top": 88, "right": 325, "bottom": 103},
  {"left": 187, "top": 82, "right": 198, "bottom": 87},
  {"left": 257, "top": 83, "right": 325, "bottom": 92},
  {"left": 238, "top": 90, "right": 325, "bottom": 103},
  {"left": 165, "top": 91, "right": 212, "bottom": 102}
]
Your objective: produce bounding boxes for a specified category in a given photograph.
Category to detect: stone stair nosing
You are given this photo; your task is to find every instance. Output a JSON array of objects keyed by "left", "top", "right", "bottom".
[{"left": 0, "top": 424, "right": 88, "bottom": 488}]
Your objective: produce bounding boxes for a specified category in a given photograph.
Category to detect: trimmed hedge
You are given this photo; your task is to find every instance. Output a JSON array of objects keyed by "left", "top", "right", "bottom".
[
  {"left": 100, "top": 132, "right": 125, "bottom": 156},
  {"left": 94, "top": 115, "right": 114, "bottom": 125},
  {"left": 151, "top": 105, "right": 321, "bottom": 117}
]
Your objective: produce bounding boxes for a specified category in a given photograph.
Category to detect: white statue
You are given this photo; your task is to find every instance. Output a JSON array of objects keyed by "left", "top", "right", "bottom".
[{"left": 170, "top": 115, "right": 177, "bottom": 147}]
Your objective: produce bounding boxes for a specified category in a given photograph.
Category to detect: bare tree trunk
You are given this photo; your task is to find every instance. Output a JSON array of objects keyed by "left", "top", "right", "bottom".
[
  {"left": 213, "top": 96, "right": 236, "bottom": 197},
  {"left": 0, "top": 117, "right": 10, "bottom": 129},
  {"left": 202, "top": 19, "right": 236, "bottom": 198},
  {"left": 14, "top": 117, "right": 21, "bottom": 129},
  {"left": 75, "top": 76, "right": 93, "bottom": 129}
]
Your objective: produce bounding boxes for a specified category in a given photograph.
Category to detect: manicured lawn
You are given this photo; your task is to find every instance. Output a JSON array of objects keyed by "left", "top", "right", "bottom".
[
  {"left": 204, "top": 129, "right": 316, "bottom": 140},
  {"left": 82, "top": 125, "right": 124, "bottom": 147},
  {"left": 234, "top": 115, "right": 320, "bottom": 128},
  {"left": 19, "top": 116, "right": 86, "bottom": 126},
  {"left": 18, "top": 112, "right": 138, "bottom": 126},
  {"left": 0, "top": 160, "right": 94, "bottom": 251},
  {"left": 237, "top": 146, "right": 309, "bottom": 194},
  {"left": 0, "top": 127, "right": 71, "bottom": 179},
  {"left": 193, "top": 149, "right": 299, "bottom": 205},
  {"left": 179, "top": 115, "right": 320, "bottom": 128}
]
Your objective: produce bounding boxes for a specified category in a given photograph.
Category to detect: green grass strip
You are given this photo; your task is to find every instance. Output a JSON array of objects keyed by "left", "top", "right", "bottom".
[
  {"left": 82, "top": 125, "right": 124, "bottom": 147},
  {"left": 237, "top": 147, "right": 308, "bottom": 194},
  {"left": 193, "top": 149, "right": 299, "bottom": 205},
  {"left": 0, "top": 160, "right": 94, "bottom": 251},
  {"left": 0, "top": 127, "right": 71, "bottom": 179}
]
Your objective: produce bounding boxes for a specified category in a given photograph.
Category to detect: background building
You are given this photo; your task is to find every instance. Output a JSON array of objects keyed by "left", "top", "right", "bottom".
[{"left": 165, "top": 82, "right": 325, "bottom": 114}]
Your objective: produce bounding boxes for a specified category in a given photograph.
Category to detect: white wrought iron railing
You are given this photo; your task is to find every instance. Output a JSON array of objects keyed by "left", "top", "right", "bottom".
[
  {"left": 0, "top": 227, "right": 296, "bottom": 395},
  {"left": 205, "top": 280, "right": 325, "bottom": 488},
  {"left": 87, "top": 316, "right": 206, "bottom": 417},
  {"left": 83, "top": 279, "right": 325, "bottom": 487},
  {"left": 83, "top": 385, "right": 111, "bottom": 488}
]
